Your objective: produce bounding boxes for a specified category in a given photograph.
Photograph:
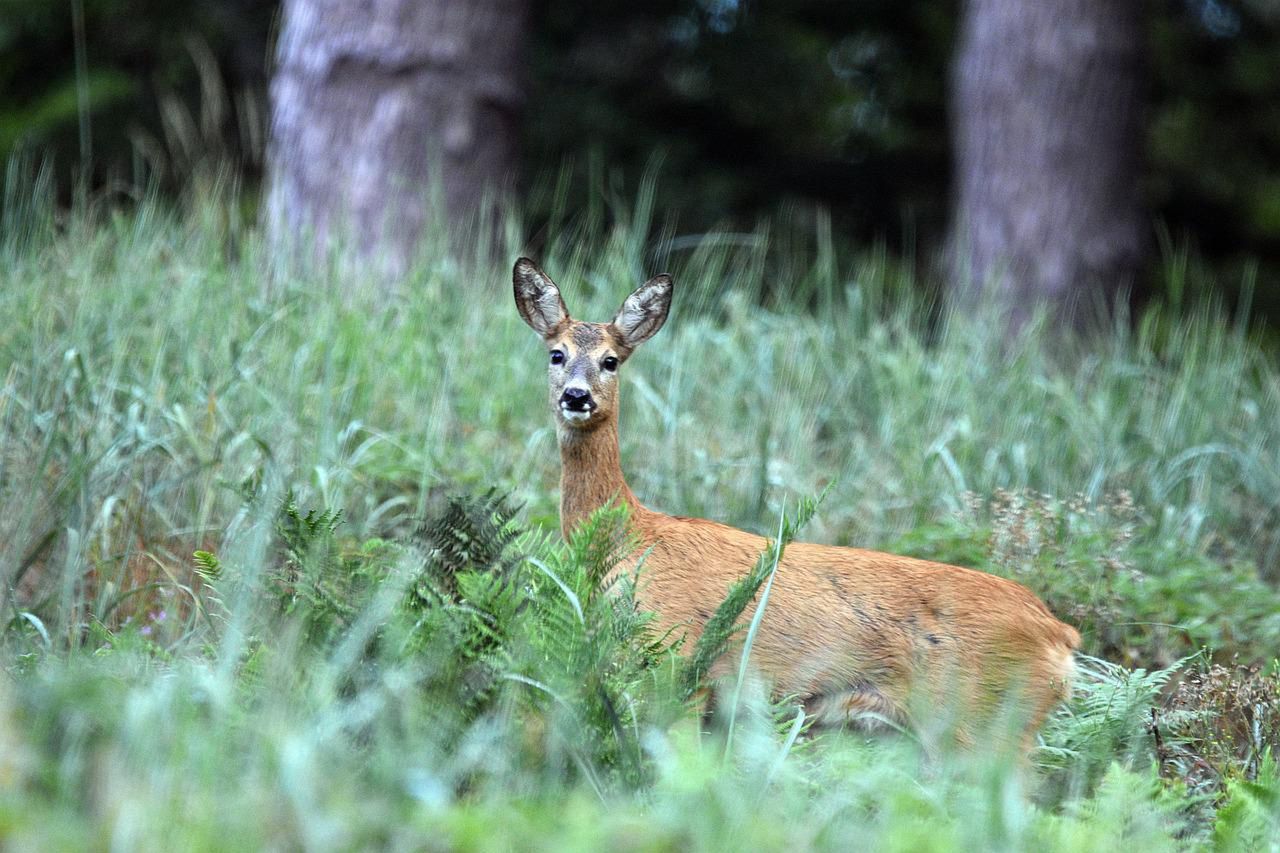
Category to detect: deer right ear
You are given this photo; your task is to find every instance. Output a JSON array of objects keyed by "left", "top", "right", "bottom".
[
  {"left": 611, "top": 273, "right": 673, "bottom": 351},
  {"left": 513, "top": 258, "right": 569, "bottom": 337}
]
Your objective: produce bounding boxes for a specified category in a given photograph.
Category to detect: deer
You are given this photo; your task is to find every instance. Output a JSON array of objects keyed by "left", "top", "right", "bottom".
[{"left": 513, "top": 257, "right": 1081, "bottom": 750}]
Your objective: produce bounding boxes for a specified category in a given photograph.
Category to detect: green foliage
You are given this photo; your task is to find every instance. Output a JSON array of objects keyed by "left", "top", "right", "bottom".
[
  {"left": 0, "top": 0, "right": 271, "bottom": 190},
  {"left": 265, "top": 493, "right": 376, "bottom": 645},
  {"left": 890, "top": 490, "right": 1280, "bottom": 666},
  {"left": 2, "top": 191, "right": 1279, "bottom": 846},
  {"left": 506, "top": 505, "right": 681, "bottom": 788},
  {"left": 0, "top": 492, "right": 1229, "bottom": 850},
  {"left": 1042, "top": 763, "right": 1192, "bottom": 850},
  {"left": 399, "top": 492, "right": 533, "bottom": 720},
  {"left": 1038, "top": 656, "right": 1185, "bottom": 790},
  {"left": 413, "top": 489, "right": 524, "bottom": 599},
  {"left": 6, "top": 0, "right": 1280, "bottom": 309},
  {"left": 191, "top": 549, "right": 221, "bottom": 580},
  {"left": 1213, "top": 752, "right": 1280, "bottom": 851}
]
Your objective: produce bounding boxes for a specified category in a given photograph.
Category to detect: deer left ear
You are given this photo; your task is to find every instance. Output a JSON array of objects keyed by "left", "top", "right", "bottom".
[
  {"left": 611, "top": 274, "right": 673, "bottom": 350},
  {"left": 514, "top": 257, "right": 569, "bottom": 337}
]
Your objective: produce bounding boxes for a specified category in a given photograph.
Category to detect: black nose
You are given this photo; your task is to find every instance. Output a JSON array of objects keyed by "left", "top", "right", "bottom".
[{"left": 560, "top": 387, "right": 596, "bottom": 412}]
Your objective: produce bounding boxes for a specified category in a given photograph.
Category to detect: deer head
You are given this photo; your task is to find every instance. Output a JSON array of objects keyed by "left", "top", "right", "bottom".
[{"left": 513, "top": 257, "right": 672, "bottom": 433}]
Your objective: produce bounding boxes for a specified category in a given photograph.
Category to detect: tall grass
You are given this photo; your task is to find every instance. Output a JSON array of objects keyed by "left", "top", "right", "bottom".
[{"left": 1, "top": 180, "right": 1279, "bottom": 848}]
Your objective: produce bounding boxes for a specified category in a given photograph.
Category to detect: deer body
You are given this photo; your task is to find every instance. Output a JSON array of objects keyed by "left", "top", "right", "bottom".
[{"left": 516, "top": 258, "right": 1080, "bottom": 745}]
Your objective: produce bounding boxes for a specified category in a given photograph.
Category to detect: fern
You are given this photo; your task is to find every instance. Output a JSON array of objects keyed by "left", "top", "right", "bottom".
[
  {"left": 1213, "top": 752, "right": 1280, "bottom": 850},
  {"left": 1038, "top": 654, "right": 1190, "bottom": 796},
  {"left": 412, "top": 489, "right": 523, "bottom": 600},
  {"left": 189, "top": 549, "right": 230, "bottom": 629},
  {"left": 267, "top": 493, "right": 389, "bottom": 647},
  {"left": 396, "top": 491, "right": 534, "bottom": 716},
  {"left": 276, "top": 490, "right": 344, "bottom": 563},
  {"left": 503, "top": 505, "right": 677, "bottom": 788},
  {"left": 562, "top": 501, "right": 637, "bottom": 601},
  {"left": 192, "top": 550, "right": 221, "bottom": 580}
]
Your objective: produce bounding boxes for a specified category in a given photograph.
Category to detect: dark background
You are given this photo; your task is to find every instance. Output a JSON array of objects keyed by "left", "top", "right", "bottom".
[{"left": 2, "top": 0, "right": 1278, "bottom": 312}]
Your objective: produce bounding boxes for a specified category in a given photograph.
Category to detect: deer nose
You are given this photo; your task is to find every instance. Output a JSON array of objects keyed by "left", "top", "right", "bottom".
[{"left": 560, "top": 387, "right": 596, "bottom": 412}]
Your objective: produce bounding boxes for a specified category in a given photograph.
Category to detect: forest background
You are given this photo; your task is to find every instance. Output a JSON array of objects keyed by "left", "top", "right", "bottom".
[{"left": 4, "top": 0, "right": 1280, "bottom": 316}]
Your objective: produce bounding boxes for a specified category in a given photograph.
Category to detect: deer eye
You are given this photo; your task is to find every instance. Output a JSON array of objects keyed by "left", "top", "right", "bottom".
[
  {"left": 601, "top": 356, "right": 619, "bottom": 372},
  {"left": 549, "top": 350, "right": 565, "bottom": 366}
]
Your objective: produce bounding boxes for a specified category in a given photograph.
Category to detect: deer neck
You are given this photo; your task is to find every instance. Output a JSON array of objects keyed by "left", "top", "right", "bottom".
[{"left": 557, "top": 415, "right": 641, "bottom": 538}]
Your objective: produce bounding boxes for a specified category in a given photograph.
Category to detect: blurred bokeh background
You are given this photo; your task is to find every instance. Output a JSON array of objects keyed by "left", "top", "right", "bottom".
[{"left": 3, "top": 0, "right": 1279, "bottom": 319}]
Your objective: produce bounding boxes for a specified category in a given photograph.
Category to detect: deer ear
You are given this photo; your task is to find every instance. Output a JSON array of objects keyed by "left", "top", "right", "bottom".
[
  {"left": 513, "top": 258, "right": 569, "bottom": 337},
  {"left": 611, "top": 274, "right": 673, "bottom": 350}
]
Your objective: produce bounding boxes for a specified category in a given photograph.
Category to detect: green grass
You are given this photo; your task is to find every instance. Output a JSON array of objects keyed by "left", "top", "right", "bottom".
[{"left": 2, "top": 184, "right": 1279, "bottom": 849}]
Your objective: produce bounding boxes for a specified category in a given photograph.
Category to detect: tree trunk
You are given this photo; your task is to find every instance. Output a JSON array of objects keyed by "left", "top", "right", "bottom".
[
  {"left": 949, "top": 0, "right": 1145, "bottom": 326},
  {"left": 266, "top": 0, "right": 528, "bottom": 277}
]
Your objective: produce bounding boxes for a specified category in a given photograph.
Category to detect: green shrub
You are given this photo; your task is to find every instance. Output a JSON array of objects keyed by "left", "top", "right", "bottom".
[{"left": 2, "top": 185, "right": 1278, "bottom": 847}]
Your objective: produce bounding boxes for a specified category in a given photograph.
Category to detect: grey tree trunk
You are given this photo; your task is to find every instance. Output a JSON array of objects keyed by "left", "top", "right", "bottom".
[
  {"left": 267, "top": 0, "right": 528, "bottom": 276},
  {"left": 950, "top": 0, "right": 1146, "bottom": 326}
]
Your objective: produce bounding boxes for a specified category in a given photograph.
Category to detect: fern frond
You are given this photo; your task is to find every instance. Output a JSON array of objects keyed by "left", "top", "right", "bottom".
[
  {"left": 192, "top": 550, "right": 221, "bottom": 579},
  {"left": 413, "top": 489, "right": 523, "bottom": 597}
]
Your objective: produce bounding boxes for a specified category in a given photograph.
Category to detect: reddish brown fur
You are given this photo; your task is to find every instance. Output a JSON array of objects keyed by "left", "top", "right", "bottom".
[{"left": 515, "top": 258, "right": 1080, "bottom": 748}]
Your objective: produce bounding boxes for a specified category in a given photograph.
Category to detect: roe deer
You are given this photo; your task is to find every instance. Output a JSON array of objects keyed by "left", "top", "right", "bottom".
[{"left": 513, "top": 257, "right": 1080, "bottom": 749}]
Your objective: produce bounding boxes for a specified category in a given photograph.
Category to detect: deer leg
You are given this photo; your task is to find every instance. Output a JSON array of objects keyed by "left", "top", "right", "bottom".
[{"left": 805, "top": 686, "right": 909, "bottom": 733}]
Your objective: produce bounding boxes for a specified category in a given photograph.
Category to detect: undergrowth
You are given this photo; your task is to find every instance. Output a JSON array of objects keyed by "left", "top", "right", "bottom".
[{"left": 1, "top": 182, "right": 1279, "bottom": 848}]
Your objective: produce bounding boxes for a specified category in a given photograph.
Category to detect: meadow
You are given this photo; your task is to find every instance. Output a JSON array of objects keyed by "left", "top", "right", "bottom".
[{"left": 1, "top": 181, "right": 1279, "bottom": 849}]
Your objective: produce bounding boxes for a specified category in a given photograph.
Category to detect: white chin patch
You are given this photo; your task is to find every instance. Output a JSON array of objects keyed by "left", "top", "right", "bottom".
[{"left": 560, "top": 406, "right": 593, "bottom": 424}]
